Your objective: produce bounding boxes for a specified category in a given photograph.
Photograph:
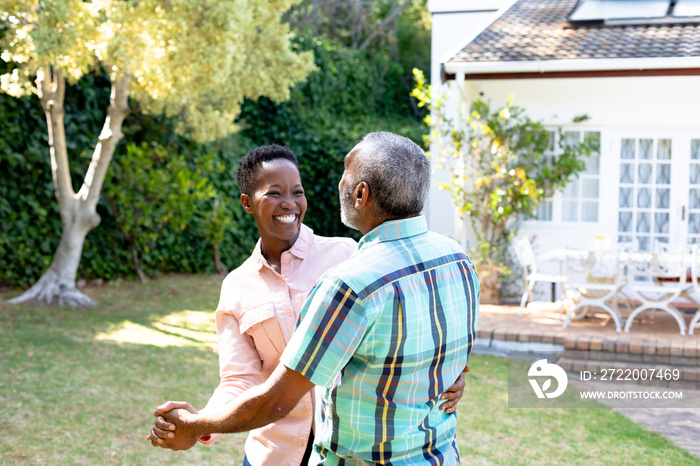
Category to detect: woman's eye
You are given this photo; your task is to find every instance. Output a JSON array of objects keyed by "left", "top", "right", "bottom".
[
  {"left": 295, "top": 190, "right": 305, "bottom": 196},
  {"left": 267, "top": 191, "right": 280, "bottom": 196}
]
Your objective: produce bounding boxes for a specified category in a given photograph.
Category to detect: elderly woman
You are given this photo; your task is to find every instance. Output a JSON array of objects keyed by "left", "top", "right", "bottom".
[{"left": 148, "top": 144, "right": 466, "bottom": 465}]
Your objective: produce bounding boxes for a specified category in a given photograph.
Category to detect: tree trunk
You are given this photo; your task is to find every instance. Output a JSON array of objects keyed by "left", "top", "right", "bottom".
[
  {"left": 9, "top": 202, "right": 98, "bottom": 307},
  {"left": 7, "top": 68, "right": 130, "bottom": 307},
  {"left": 129, "top": 242, "right": 148, "bottom": 284},
  {"left": 211, "top": 199, "right": 228, "bottom": 275},
  {"left": 213, "top": 243, "right": 227, "bottom": 275}
]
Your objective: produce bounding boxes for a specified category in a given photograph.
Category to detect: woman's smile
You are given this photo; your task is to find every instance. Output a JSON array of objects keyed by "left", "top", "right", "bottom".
[{"left": 274, "top": 214, "right": 298, "bottom": 224}]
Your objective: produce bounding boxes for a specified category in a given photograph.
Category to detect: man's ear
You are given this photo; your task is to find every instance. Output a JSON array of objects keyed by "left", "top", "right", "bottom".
[
  {"left": 241, "top": 194, "right": 253, "bottom": 213},
  {"left": 353, "top": 182, "right": 370, "bottom": 209}
]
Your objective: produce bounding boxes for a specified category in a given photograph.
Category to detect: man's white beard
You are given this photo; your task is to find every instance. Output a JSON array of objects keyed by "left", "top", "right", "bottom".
[{"left": 339, "top": 186, "right": 359, "bottom": 230}]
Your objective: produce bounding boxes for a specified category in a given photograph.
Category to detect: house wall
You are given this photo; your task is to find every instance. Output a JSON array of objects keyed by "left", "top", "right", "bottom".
[
  {"left": 464, "top": 77, "right": 700, "bottom": 130},
  {"left": 445, "top": 75, "right": 700, "bottom": 300},
  {"left": 428, "top": 3, "right": 700, "bottom": 302},
  {"left": 452, "top": 76, "right": 700, "bottom": 251},
  {"left": 426, "top": 0, "right": 516, "bottom": 243}
]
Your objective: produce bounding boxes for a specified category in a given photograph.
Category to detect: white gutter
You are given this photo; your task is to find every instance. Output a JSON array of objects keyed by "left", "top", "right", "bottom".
[{"left": 443, "top": 56, "right": 700, "bottom": 77}]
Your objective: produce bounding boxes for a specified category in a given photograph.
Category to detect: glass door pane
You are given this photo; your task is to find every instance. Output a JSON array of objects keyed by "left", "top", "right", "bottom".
[
  {"left": 617, "top": 137, "right": 673, "bottom": 250},
  {"left": 687, "top": 139, "right": 700, "bottom": 244}
]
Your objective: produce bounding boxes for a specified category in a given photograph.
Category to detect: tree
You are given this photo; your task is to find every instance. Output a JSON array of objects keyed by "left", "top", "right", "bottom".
[
  {"left": 285, "top": 0, "right": 413, "bottom": 51},
  {"left": 1, "top": 0, "right": 314, "bottom": 306},
  {"left": 412, "top": 69, "right": 594, "bottom": 290},
  {"left": 284, "top": 0, "right": 431, "bottom": 117}
]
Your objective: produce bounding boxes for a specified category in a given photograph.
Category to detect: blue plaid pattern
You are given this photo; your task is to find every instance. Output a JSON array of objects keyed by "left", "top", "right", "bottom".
[{"left": 281, "top": 215, "right": 479, "bottom": 465}]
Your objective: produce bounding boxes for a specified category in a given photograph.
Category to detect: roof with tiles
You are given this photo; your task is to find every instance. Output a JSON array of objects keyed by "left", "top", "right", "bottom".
[{"left": 447, "top": 0, "right": 700, "bottom": 64}]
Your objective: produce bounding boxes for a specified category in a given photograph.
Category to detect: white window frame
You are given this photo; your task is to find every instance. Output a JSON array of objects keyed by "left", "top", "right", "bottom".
[{"left": 523, "top": 127, "right": 604, "bottom": 229}]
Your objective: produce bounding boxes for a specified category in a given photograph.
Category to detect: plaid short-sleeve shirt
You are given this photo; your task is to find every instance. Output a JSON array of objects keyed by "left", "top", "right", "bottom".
[{"left": 281, "top": 215, "right": 479, "bottom": 465}]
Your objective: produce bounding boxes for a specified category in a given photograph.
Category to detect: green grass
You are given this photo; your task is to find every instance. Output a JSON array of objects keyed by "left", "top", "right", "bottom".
[
  {"left": 458, "top": 357, "right": 698, "bottom": 465},
  {"left": 0, "top": 275, "right": 245, "bottom": 465},
  {"left": 1, "top": 274, "right": 698, "bottom": 465}
]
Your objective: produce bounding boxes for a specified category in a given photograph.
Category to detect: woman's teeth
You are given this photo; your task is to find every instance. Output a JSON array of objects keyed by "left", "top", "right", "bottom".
[{"left": 275, "top": 215, "right": 296, "bottom": 224}]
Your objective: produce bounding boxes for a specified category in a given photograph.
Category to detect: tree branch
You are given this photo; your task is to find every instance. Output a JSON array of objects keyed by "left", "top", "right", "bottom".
[
  {"left": 54, "top": 67, "right": 65, "bottom": 108},
  {"left": 36, "top": 66, "right": 74, "bottom": 208},
  {"left": 78, "top": 75, "right": 131, "bottom": 209},
  {"left": 357, "top": 0, "right": 411, "bottom": 51}
]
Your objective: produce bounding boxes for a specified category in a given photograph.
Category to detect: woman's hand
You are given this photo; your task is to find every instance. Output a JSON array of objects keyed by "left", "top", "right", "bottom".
[
  {"left": 439, "top": 365, "right": 470, "bottom": 414},
  {"left": 146, "top": 401, "right": 199, "bottom": 450}
]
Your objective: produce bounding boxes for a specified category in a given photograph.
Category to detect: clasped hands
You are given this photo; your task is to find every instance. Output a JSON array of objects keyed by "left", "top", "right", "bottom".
[
  {"left": 147, "top": 368, "right": 468, "bottom": 451},
  {"left": 146, "top": 401, "right": 205, "bottom": 451}
]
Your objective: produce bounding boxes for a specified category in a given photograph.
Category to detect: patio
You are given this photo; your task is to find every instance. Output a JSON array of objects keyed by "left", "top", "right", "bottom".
[{"left": 475, "top": 301, "right": 700, "bottom": 390}]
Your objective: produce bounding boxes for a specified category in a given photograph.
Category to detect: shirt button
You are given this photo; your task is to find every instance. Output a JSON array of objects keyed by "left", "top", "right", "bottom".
[
  {"left": 286, "top": 311, "right": 293, "bottom": 317},
  {"left": 280, "top": 280, "right": 286, "bottom": 286}
]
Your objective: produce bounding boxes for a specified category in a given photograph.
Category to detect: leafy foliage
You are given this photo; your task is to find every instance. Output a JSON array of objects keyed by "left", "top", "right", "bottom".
[
  {"left": 104, "top": 142, "right": 220, "bottom": 281},
  {"left": 0, "top": 1, "right": 315, "bottom": 296},
  {"left": 1, "top": 32, "right": 426, "bottom": 288},
  {"left": 286, "top": 0, "right": 426, "bottom": 52},
  {"left": 0, "top": 0, "right": 315, "bottom": 142},
  {"left": 0, "top": 68, "right": 256, "bottom": 287},
  {"left": 286, "top": 0, "right": 431, "bottom": 116}
]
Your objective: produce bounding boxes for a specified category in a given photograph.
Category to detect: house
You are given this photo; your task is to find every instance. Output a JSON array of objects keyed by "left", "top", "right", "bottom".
[{"left": 426, "top": 0, "right": 700, "bottom": 300}]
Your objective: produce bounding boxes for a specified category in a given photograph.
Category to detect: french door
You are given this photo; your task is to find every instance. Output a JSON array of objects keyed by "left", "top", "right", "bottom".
[
  {"left": 686, "top": 138, "right": 700, "bottom": 245},
  {"left": 615, "top": 132, "right": 700, "bottom": 250}
]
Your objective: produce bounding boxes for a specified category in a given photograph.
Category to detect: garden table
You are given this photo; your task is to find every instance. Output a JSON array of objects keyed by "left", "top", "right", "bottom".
[{"left": 537, "top": 247, "right": 698, "bottom": 335}]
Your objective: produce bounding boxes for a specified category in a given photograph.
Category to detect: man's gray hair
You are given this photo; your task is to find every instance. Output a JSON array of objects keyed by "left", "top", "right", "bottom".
[{"left": 353, "top": 132, "right": 431, "bottom": 217}]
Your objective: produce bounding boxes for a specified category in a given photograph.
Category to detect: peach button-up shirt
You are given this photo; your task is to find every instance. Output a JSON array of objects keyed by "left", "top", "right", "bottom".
[{"left": 200, "top": 224, "right": 356, "bottom": 465}]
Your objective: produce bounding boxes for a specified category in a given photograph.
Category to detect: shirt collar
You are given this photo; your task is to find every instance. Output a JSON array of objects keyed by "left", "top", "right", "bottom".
[
  {"left": 288, "top": 223, "right": 313, "bottom": 259},
  {"left": 357, "top": 215, "right": 427, "bottom": 251},
  {"left": 252, "top": 223, "right": 314, "bottom": 270}
]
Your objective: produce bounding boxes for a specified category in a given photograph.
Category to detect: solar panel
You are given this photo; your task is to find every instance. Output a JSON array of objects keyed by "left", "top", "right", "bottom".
[
  {"left": 673, "top": 0, "right": 700, "bottom": 17},
  {"left": 569, "top": 0, "right": 671, "bottom": 22}
]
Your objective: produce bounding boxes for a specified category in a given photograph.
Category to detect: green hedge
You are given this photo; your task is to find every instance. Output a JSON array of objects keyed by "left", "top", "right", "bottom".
[{"left": 0, "top": 37, "right": 425, "bottom": 288}]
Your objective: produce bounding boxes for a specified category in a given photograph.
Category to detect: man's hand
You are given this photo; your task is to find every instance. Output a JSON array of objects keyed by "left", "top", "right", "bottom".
[
  {"left": 147, "top": 401, "right": 201, "bottom": 451},
  {"left": 439, "top": 365, "right": 470, "bottom": 414},
  {"left": 146, "top": 364, "right": 313, "bottom": 451}
]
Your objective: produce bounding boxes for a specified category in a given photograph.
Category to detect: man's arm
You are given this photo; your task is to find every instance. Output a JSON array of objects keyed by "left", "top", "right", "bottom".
[{"left": 150, "top": 363, "right": 314, "bottom": 451}]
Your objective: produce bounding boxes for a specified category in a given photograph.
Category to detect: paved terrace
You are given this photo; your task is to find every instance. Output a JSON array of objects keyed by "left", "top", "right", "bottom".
[
  {"left": 474, "top": 302, "right": 700, "bottom": 458},
  {"left": 477, "top": 302, "right": 700, "bottom": 359}
]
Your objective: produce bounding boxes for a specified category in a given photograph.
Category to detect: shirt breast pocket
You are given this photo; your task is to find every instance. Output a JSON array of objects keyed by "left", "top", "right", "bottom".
[{"left": 236, "top": 303, "right": 286, "bottom": 361}]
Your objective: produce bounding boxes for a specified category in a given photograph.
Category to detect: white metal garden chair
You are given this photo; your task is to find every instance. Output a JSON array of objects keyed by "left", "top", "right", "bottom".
[
  {"left": 513, "top": 236, "right": 568, "bottom": 318},
  {"left": 623, "top": 246, "right": 688, "bottom": 336},
  {"left": 563, "top": 249, "right": 624, "bottom": 332}
]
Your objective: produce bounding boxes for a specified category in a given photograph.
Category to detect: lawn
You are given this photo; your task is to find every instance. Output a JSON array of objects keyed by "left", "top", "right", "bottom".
[{"left": 1, "top": 274, "right": 697, "bottom": 465}]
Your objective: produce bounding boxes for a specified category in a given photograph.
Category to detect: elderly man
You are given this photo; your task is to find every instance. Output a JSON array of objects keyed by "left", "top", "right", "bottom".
[{"left": 150, "top": 132, "right": 479, "bottom": 465}]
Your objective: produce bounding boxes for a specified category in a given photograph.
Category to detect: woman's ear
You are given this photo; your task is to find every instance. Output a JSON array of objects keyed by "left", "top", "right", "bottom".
[{"left": 240, "top": 194, "right": 253, "bottom": 213}]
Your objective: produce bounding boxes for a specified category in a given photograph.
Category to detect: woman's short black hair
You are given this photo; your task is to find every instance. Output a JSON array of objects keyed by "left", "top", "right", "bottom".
[{"left": 236, "top": 145, "right": 299, "bottom": 195}]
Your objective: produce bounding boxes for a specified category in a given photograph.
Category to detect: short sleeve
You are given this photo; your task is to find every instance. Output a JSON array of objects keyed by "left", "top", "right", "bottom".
[{"left": 280, "top": 276, "right": 368, "bottom": 388}]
